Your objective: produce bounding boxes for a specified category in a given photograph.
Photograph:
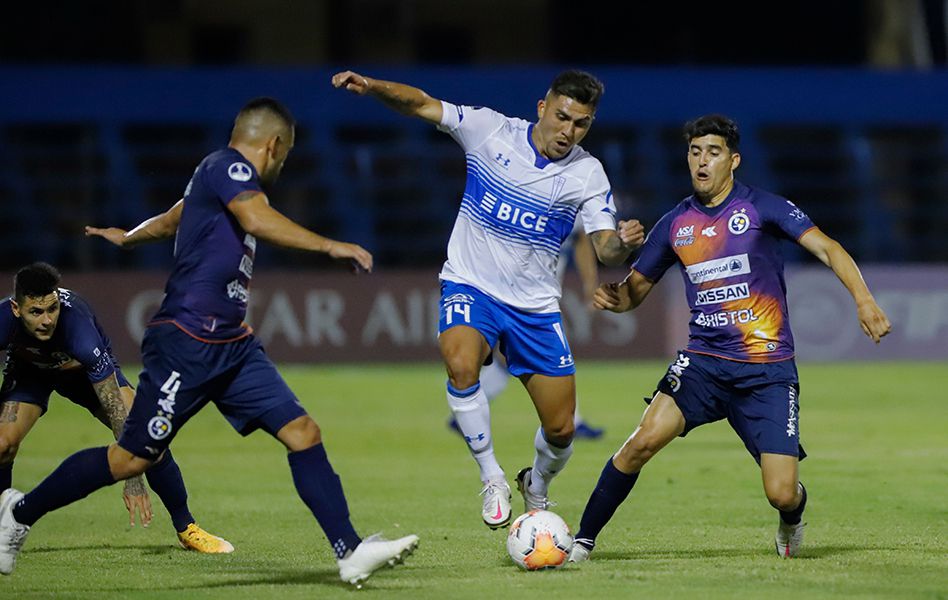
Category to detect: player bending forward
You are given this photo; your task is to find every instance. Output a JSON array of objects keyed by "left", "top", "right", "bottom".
[
  {"left": 569, "top": 114, "right": 891, "bottom": 562},
  {"left": 333, "top": 69, "right": 644, "bottom": 529}
]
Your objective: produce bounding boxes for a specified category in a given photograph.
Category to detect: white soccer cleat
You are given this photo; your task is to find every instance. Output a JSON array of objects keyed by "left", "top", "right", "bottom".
[
  {"left": 775, "top": 520, "right": 806, "bottom": 558},
  {"left": 480, "top": 479, "right": 512, "bottom": 529},
  {"left": 568, "top": 540, "right": 592, "bottom": 563},
  {"left": 515, "top": 467, "right": 551, "bottom": 512},
  {"left": 337, "top": 533, "right": 419, "bottom": 588},
  {"left": 0, "top": 488, "right": 30, "bottom": 575}
]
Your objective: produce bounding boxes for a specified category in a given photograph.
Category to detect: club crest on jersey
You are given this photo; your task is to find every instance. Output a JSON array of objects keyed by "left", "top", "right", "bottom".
[
  {"left": 147, "top": 416, "right": 172, "bottom": 440},
  {"left": 228, "top": 162, "right": 253, "bottom": 182},
  {"left": 728, "top": 209, "right": 750, "bottom": 235}
]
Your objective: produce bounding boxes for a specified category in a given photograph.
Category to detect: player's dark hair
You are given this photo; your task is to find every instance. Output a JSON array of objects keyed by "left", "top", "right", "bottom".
[
  {"left": 238, "top": 97, "right": 296, "bottom": 129},
  {"left": 14, "top": 262, "right": 60, "bottom": 302},
  {"left": 549, "top": 70, "right": 605, "bottom": 110},
  {"left": 683, "top": 114, "right": 740, "bottom": 151}
]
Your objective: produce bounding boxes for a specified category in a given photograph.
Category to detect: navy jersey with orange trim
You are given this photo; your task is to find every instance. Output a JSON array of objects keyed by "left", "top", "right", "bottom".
[
  {"left": 633, "top": 181, "right": 816, "bottom": 362},
  {"left": 0, "top": 288, "right": 119, "bottom": 382},
  {"left": 151, "top": 148, "right": 262, "bottom": 341}
]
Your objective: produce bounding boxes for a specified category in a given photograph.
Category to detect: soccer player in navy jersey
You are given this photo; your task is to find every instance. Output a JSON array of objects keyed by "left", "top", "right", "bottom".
[
  {"left": 568, "top": 115, "right": 891, "bottom": 562},
  {"left": 333, "top": 70, "right": 644, "bottom": 531},
  {"left": 0, "top": 262, "right": 232, "bottom": 553},
  {"left": 0, "top": 98, "right": 418, "bottom": 586}
]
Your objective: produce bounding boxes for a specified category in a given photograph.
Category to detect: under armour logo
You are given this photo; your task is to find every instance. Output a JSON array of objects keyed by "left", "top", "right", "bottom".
[
  {"left": 464, "top": 433, "right": 486, "bottom": 443},
  {"left": 495, "top": 153, "right": 511, "bottom": 168}
]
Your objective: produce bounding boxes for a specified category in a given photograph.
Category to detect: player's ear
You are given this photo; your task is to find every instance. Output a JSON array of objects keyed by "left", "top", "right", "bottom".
[
  {"left": 10, "top": 300, "right": 20, "bottom": 318},
  {"left": 730, "top": 151, "right": 741, "bottom": 172},
  {"left": 537, "top": 99, "right": 546, "bottom": 120}
]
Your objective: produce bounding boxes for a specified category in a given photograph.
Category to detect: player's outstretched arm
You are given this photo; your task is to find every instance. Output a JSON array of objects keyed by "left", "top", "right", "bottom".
[
  {"left": 799, "top": 228, "right": 892, "bottom": 343},
  {"left": 331, "top": 70, "right": 444, "bottom": 125},
  {"left": 593, "top": 269, "right": 655, "bottom": 313},
  {"left": 573, "top": 231, "right": 600, "bottom": 308},
  {"left": 227, "top": 191, "right": 373, "bottom": 272},
  {"left": 589, "top": 219, "right": 645, "bottom": 266},
  {"left": 91, "top": 375, "right": 154, "bottom": 527},
  {"left": 85, "top": 199, "right": 184, "bottom": 248}
]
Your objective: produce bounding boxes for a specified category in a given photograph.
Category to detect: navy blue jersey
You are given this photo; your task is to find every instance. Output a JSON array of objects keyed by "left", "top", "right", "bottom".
[
  {"left": 151, "top": 148, "right": 262, "bottom": 341},
  {"left": 0, "top": 288, "right": 119, "bottom": 383}
]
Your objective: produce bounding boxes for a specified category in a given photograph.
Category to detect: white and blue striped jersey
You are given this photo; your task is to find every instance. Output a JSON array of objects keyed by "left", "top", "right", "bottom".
[{"left": 437, "top": 102, "right": 617, "bottom": 313}]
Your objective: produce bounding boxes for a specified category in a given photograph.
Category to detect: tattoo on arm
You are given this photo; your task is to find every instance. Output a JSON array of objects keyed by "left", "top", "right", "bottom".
[
  {"left": 0, "top": 401, "right": 18, "bottom": 423},
  {"left": 92, "top": 375, "right": 128, "bottom": 440},
  {"left": 124, "top": 475, "right": 147, "bottom": 496}
]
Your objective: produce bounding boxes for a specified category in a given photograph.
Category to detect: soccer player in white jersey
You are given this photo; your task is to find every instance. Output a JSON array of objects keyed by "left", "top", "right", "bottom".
[{"left": 332, "top": 70, "right": 644, "bottom": 528}]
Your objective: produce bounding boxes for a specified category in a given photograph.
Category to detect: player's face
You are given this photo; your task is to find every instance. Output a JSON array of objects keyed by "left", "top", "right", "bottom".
[
  {"left": 261, "top": 127, "right": 295, "bottom": 185},
  {"left": 534, "top": 94, "right": 595, "bottom": 159},
  {"left": 688, "top": 134, "right": 740, "bottom": 200},
  {"left": 12, "top": 292, "right": 61, "bottom": 341}
]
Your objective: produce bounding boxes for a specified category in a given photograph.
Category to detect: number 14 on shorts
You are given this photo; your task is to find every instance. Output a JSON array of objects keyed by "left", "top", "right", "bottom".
[{"left": 445, "top": 302, "right": 471, "bottom": 325}]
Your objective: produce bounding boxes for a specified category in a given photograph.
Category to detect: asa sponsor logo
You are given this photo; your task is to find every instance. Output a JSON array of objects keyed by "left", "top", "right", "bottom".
[
  {"left": 695, "top": 282, "right": 751, "bottom": 306},
  {"left": 685, "top": 253, "right": 751, "bottom": 284},
  {"left": 675, "top": 225, "right": 695, "bottom": 238}
]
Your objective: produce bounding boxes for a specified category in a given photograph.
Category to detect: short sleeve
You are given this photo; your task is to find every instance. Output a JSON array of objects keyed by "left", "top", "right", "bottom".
[
  {"left": 758, "top": 194, "right": 817, "bottom": 241},
  {"left": 579, "top": 162, "right": 618, "bottom": 234},
  {"left": 437, "top": 101, "right": 508, "bottom": 152},
  {"left": 65, "top": 318, "right": 116, "bottom": 383},
  {"left": 630, "top": 211, "right": 678, "bottom": 283},
  {"left": 206, "top": 157, "right": 264, "bottom": 206}
]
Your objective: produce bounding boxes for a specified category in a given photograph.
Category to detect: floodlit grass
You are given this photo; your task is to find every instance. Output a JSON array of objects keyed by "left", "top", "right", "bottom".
[{"left": 3, "top": 361, "right": 945, "bottom": 599}]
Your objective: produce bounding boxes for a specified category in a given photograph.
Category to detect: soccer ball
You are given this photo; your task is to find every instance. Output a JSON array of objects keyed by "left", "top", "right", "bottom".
[{"left": 506, "top": 509, "right": 573, "bottom": 570}]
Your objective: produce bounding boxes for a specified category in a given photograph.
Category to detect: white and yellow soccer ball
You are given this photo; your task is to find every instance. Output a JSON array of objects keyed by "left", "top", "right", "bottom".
[{"left": 506, "top": 509, "right": 573, "bottom": 570}]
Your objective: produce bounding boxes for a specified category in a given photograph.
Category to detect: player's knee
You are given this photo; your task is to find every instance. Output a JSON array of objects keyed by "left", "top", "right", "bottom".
[
  {"left": 443, "top": 355, "right": 481, "bottom": 389},
  {"left": 276, "top": 415, "right": 322, "bottom": 451},
  {"left": 107, "top": 444, "right": 151, "bottom": 480},
  {"left": 543, "top": 420, "right": 574, "bottom": 446},
  {"left": 766, "top": 483, "right": 800, "bottom": 511},
  {"left": 619, "top": 431, "right": 665, "bottom": 466},
  {"left": 0, "top": 433, "right": 20, "bottom": 464}
]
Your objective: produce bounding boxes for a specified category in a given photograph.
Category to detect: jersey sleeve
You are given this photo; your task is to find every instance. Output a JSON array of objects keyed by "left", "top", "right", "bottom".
[
  {"left": 437, "top": 101, "right": 508, "bottom": 151},
  {"left": 205, "top": 157, "right": 264, "bottom": 206},
  {"left": 630, "top": 211, "right": 678, "bottom": 283},
  {"left": 0, "top": 300, "right": 16, "bottom": 349},
  {"left": 579, "top": 162, "right": 618, "bottom": 234},
  {"left": 65, "top": 317, "right": 116, "bottom": 383},
  {"left": 758, "top": 193, "right": 817, "bottom": 241}
]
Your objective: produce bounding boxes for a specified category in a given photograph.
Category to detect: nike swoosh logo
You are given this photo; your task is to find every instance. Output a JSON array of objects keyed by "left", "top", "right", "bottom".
[{"left": 492, "top": 501, "right": 504, "bottom": 520}]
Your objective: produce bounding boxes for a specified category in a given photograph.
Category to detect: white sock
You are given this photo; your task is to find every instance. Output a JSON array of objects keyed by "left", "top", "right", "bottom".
[
  {"left": 447, "top": 382, "right": 504, "bottom": 482},
  {"left": 479, "top": 356, "right": 509, "bottom": 402},
  {"left": 529, "top": 426, "right": 573, "bottom": 498}
]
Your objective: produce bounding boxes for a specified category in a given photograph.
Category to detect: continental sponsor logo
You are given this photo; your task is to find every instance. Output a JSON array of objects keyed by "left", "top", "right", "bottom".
[
  {"left": 685, "top": 254, "right": 750, "bottom": 284},
  {"left": 694, "top": 282, "right": 751, "bottom": 306}
]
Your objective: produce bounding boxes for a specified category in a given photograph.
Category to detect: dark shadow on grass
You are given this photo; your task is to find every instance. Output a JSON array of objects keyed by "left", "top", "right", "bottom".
[
  {"left": 591, "top": 543, "right": 893, "bottom": 561},
  {"left": 27, "top": 544, "right": 175, "bottom": 555}
]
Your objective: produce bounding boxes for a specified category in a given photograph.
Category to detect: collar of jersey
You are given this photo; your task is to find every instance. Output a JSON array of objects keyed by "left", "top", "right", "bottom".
[
  {"left": 527, "top": 123, "right": 572, "bottom": 169},
  {"left": 689, "top": 180, "right": 748, "bottom": 216}
]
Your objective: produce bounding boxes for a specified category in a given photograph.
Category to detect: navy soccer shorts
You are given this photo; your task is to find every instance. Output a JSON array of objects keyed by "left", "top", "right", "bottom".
[
  {"left": 119, "top": 323, "right": 306, "bottom": 460},
  {"left": 439, "top": 281, "right": 575, "bottom": 377},
  {"left": 0, "top": 363, "right": 131, "bottom": 416},
  {"left": 655, "top": 350, "right": 806, "bottom": 462}
]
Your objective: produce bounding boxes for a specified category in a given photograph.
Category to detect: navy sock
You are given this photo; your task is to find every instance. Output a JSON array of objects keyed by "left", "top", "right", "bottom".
[
  {"left": 0, "top": 462, "right": 11, "bottom": 492},
  {"left": 779, "top": 482, "right": 807, "bottom": 525},
  {"left": 288, "top": 443, "right": 361, "bottom": 559},
  {"left": 575, "top": 458, "right": 640, "bottom": 548},
  {"left": 13, "top": 446, "right": 117, "bottom": 526},
  {"left": 145, "top": 451, "right": 195, "bottom": 533}
]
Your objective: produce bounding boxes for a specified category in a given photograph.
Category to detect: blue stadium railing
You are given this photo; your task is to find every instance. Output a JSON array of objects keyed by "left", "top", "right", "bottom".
[{"left": 1, "top": 66, "right": 946, "bottom": 270}]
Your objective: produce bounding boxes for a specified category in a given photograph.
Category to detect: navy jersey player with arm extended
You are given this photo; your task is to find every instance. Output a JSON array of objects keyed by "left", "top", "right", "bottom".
[
  {"left": 0, "top": 262, "right": 232, "bottom": 553},
  {"left": 332, "top": 70, "right": 645, "bottom": 529},
  {"left": 0, "top": 98, "right": 418, "bottom": 587},
  {"left": 568, "top": 115, "right": 892, "bottom": 563}
]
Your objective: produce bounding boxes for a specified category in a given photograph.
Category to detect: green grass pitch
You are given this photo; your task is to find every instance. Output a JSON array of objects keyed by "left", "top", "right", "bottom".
[{"left": 2, "top": 361, "right": 945, "bottom": 599}]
